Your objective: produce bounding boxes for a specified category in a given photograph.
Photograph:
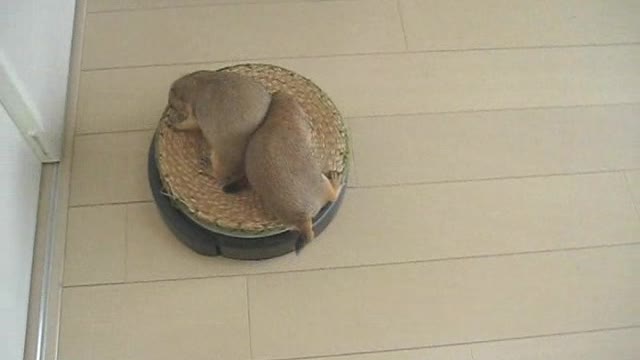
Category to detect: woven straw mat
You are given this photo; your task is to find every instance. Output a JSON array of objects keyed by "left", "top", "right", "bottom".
[{"left": 154, "top": 64, "right": 349, "bottom": 237}]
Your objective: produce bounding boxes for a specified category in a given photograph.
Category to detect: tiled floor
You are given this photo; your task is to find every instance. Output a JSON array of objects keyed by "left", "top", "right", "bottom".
[{"left": 58, "top": 0, "right": 640, "bottom": 359}]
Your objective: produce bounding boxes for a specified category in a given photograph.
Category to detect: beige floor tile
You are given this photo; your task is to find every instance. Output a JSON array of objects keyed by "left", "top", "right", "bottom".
[
  {"left": 69, "top": 131, "right": 153, "bottom": 206},
  {"left": 272, "top": 45, "right": 640, "bottom": 118},
  {"left": 351, "top": 104, "right": 640, "bottom": 186},
  {"left": 125, "top": 202, "right": 324, "bottom": 282},
  {"left": 63, "top": 205, "right": 127, "bottom": 286},
  {"left": 58, "top": 277, "right": 249, "bottom": 360},
  {"left": 625, "top": 170, "right": 640, "bottom": 211},
  {"left": 87, "top": 0, "right": 292, "bottom": 12},
  {"left": 303, "top": 347, "right": 471, "bottom": 360},
  {"left": 75, "top": 67, "right": 195, "bottom": 134},
  {"left": 400, "top": 0, "right": 640, "bottom": 51},
  {"left": 299, "top": 328, "right": 640, "bottom": 360},
  {"left": 249, "top": 245, "right": 640, "bottom": 359},
  {"left": 471, "top": 328, "right": 640, "bottom": 360},
  {"left": 82, "top": 0, "right": 405, "bottom": 69},
  {"left": 76, "top": 46, "right": 640, "bottom": 134},
  {"left": 125, "top": 173, "right": 639, "bottom": 282},
  {"left": 125, "top": 202, "right": 234, "bottom": 281},
  {"left": 346, "top": 150, "right": 359, "bottom": 187}
]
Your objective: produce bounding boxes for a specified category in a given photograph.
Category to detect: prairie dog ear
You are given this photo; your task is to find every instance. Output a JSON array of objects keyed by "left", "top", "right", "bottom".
[{"left": 169, "top": 73, "right": 199, "bottom": 101}]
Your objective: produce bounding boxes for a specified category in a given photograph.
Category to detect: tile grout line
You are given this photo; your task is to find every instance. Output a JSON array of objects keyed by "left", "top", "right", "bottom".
[
  {"left": 622, "top": 171, "right": 640, "bottom": 222},
  {"left": 351, "top": 169, "right": 637, "bottom": 190},
  {"left": 123, "top": 205, "right": 130, "bottom": 283},
  {"left": 345, "top": 101, "right": 640, "bottom": 120},
  {"left": 86, "top": 0, "right": 363, "bottom": 15},
  {"left": 64, "top": 168, "right": 640, "bottom": 209},
  {"left": 73, "top": 101, "right": 640, "bottom": 137},
  {"left": 345, "top": 121, "right": 359, "bottom": 188},
  {"left": 245, "top": 277, "right": 255, "bottom": 360},
  {"left": 76, "top": 128, "right": 156, "bottom": 137},
  {"left": 395, "top": 0, "right": 410, "bottom": 51},
  {"left": 61, "top": 241, "right": 640, "bottom": 289},
  {"left": 80, "top": 41, "right": 640, "bottom": 72},
  {"left": 259, "top": 325, "right": 640, "bottom": 360},
  {"left": 69, "top": 199, "right": 153, "bottom": 209}
]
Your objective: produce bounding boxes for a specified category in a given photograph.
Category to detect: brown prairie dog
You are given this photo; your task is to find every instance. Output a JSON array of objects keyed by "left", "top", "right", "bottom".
[
  {"left": 245, "top": 91, "right": 343, "bottom": 251},
  {"left": 163, "top": 70, "right": 271, "bottom": 188}
]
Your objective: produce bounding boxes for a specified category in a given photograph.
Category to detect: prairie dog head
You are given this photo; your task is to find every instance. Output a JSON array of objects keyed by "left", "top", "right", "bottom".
[
  {"left": 163, "top": 70, "right": 272, "bottom": 188},
  {"left": 163, "top": 71, "right": 207, "bottom": 129}
]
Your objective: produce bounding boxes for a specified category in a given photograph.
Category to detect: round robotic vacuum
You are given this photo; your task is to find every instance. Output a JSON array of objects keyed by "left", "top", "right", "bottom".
[{"left": 148, "top": 64, "right": 349, "bottom": 260}]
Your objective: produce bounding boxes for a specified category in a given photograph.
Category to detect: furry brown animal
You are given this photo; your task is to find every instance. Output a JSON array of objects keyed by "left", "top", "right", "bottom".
[
  {"left": 245, "top": 91, "right": 343, "bottom": 252},
  {"left": 163, "top": 70, "right": 271, "bottom": 190}
]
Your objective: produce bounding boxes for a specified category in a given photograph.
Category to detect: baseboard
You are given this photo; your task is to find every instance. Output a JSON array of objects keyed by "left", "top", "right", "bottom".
[
  {"left": 24, "top": 164, "right": 59, "bottom": 360},
  {"left": 22, "top": 0, "right": 87, "bottom": 358}
]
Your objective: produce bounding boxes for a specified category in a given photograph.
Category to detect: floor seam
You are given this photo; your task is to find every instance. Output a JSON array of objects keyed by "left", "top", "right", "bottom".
[
  {"left": 87, "top": 0, "right": 362, "bottom": 15},
  {"left": 622, "top": 171, "right": 640, "bottom": 222},
  {"left": 80, "top": 41, "right": 640, "bottom": 72},
  {"left": 350, "top": 169, "right": 635, "bottom": 190},
  {"left": 65, "top": 169, "right": 640, "bottom": 209},
  {"left": 61, "top": 241, "right": 640, "bottom": 288},
  {"left": 395, "top": 0, "right": 410, "bottom": 51},
  {"left": 73, "top": 101, "right": 640, "bottom": 137},
  {"left": 261, "top": 325, "right": 640, "bottom": 360},
  {"left": 69, "top": 199, "right": 153, "bottom": 208},
  {"left": 123, "top": 205, "right": 129, "bottom": 283},
  {"left": 75, "top": 128, "right": 155, "bottom": 137},
  {"left": 246, "top": 278, "right": 255, "bottom": 359}
]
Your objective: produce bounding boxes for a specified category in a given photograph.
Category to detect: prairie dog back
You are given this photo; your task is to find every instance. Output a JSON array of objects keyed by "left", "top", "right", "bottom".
[
  {"left": 191, "top": 72, "right": 270, "bottom": 141},
  {"left": 246, "top": 92, "right": 341, "bottom": 246}
]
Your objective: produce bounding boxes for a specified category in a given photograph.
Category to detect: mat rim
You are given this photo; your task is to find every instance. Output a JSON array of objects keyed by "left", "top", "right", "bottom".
[{"left": 154, "top": 63, "right": 350, "bottom": 238}]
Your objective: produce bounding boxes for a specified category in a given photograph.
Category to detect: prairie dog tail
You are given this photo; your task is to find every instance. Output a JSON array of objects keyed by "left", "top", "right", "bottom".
[{"left": 294, "top": 218, "right": 315, "bottom": 254}]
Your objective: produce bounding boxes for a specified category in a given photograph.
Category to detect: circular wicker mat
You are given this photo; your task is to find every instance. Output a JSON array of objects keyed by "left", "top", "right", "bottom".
[{"left": 154, "top": 64, "right": 349, "bottom": 238}]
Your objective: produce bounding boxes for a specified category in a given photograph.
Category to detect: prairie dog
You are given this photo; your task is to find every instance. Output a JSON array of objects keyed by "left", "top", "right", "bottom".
[
  {"left": 245, "top": 91, "right": 343, "bottom": 251},
  {"left": 164, "top": 70, "right": 271, "bottom": 188}
]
